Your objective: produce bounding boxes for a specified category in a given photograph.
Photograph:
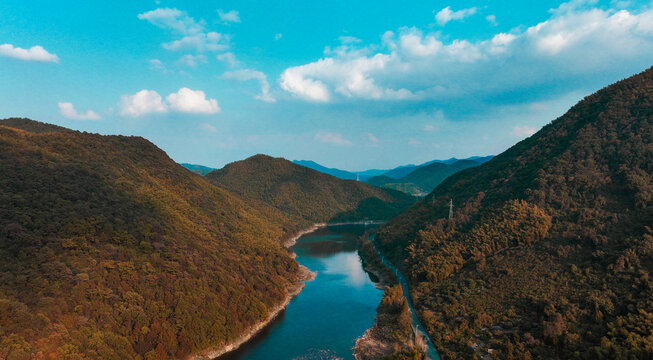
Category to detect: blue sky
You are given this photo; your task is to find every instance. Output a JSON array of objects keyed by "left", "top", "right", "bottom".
[{"left": 1, "top": 0, "right": 652, "bottom": 170}]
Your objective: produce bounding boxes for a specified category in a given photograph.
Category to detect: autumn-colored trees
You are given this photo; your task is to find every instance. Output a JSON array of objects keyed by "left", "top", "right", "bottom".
[
  {"left": 375, "top": 67, "right": 653, "bottom": 358},
  {"left": 0, "top": 120, "right": 302, "bottom": 359}
]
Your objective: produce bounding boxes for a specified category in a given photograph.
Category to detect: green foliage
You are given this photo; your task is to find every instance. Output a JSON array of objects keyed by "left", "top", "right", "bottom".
[
  {"left": 206, "top": 154, "right": 416, "bottom": 223},
  {"left": 376, "top": 67, "right": 653, "bottom": 358},
  {"left": 0, "top": 122, "right": 303, "bottom": 359}
]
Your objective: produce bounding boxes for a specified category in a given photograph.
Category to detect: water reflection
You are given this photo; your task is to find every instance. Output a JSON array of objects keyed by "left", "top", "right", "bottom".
[{"left": 218, "top": 224, "right": 380, "bottom": 360}]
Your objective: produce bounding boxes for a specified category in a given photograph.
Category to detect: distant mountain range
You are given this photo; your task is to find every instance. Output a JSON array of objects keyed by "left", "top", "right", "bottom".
[
  {"left": 367, "top": 159, "right": 482, "bottom": 196},
  {"left": 293, "top": 156, "right": 493, "bottom": 182},
  {"left": 206, "top": 154, "right": 416, "bottom": 224},
  {"left": 181, "top": 163, "right": 217, "bottom": 175}
]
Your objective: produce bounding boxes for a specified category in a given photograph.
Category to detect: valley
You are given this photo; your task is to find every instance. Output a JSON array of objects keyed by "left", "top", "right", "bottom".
[{"left": 0, "top": 69, "right": 650, "bottom": 360}]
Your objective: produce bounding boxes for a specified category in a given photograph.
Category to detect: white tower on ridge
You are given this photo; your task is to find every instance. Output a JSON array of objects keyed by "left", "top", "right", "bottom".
[{"left": 448, "top": 199, "right": 454, "bottom": 220}]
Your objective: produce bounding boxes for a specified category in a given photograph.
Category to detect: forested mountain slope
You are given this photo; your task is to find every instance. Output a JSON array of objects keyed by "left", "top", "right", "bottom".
[
  {"left": 0, "top": 120, "right": 302, "bottom": 359},
  {"left": 376, "top": 67, "right": 653, "bottom": 358},
  {"left": 207, "top": 154, "right": 416, "bottom": 223}
]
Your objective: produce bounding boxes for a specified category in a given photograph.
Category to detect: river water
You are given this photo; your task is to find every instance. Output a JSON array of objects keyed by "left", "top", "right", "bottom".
[
  {"left": 219, "top": 224, "right": 438, "bottom": 360},
  {"left": 220, "top": 224, "right": 382, "bottom": 360}
]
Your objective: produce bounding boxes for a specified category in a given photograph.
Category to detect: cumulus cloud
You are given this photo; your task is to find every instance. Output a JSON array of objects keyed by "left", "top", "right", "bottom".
[
  {"left": 139, "top": 8, "right": 228, "bottom": 52},
  {"left": 119, "top": 88, "right": 220, "bottom": 117},
  {"left": 279, "top": 2, "right": 653, "bottom": 104},
  {"left": 149, "top": 59, "right": 166, "bottom": 71},
  {"left": 217, "top": 9, "right": 240, "bottom": 23},
  {"left": 424, "top": 125, "right": 437, "bottom": 131},
  {"left": 166, "top": 88, "right": 220, "bottom": 114},
  {"left": 163, "top": 32, "right": 227, "bottom": 52},
  {"left": 510, "top": 125, "right": 538, "bottom": 138},
  {"left": 58, "top": 102, "right": 101, "bottom": 120},
  {"left": 220, "top": 69, "right": 275, "bottom": 102},
  {"left": 435, "top": 6, "right": 477, "bottom": 26},
  {"left": 315, "top": 132, "right": 352, "bottom": 146},
  {"left": 176, "top": 54, "right": 207, "bottom": 67},
  {"left": 216, "top": 52, "right": 238, "bottom": 67},
  {"left": 0, "top": 44, "right": 58, "bottom": 62},
  {"left": 486, "top": 15, "right": 498, "bottom": 26},
  {"left": 119, "top": 90, "right": 168, "bottom": 117},
  {"left": 138, "top": 8, "right": 202, "bottom": 35}
]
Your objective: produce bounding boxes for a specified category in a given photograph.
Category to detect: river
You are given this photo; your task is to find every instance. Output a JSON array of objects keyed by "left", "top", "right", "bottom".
[{"left": 218, "top": 224, "right": 438, "bottom": 360}]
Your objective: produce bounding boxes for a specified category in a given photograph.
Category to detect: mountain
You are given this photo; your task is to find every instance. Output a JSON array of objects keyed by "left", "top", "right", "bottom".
[
  {"left": 293, "top": 160, "right": 360, "bottom": 180},
  {"left": 207, "top": 154, "right": 416, "bottom": 223},
  {"left": 181, "top": 163, "right": 217, "bottom": 176},
  {"left": 294, "top": 156, "right": 494, "bottom": 182},
  {"left": 367, "top": 160, "right": 481, "bottom": 196},
  {"left": 0, "top": 120, "right": 304, "bottom": 359},
  {"left": 0, "top": 117, "right": 72, "bottom": 133},
  {"left": 374, "top": 67, "right": 653, "bottom": 358}
]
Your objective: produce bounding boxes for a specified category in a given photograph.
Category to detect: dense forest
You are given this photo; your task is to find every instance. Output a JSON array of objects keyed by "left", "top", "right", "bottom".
[
  {"left": 206, "top": 154, "right": 416, "bottom": 223},
  {"left": 0, "top": 119, "right": 304, "bottom": 359},
  {"left": 375, "top": 67, "right": 653, "bottom": 358},
  {"left": 366, "top": 160, "right": 481, "bottom": 196}
]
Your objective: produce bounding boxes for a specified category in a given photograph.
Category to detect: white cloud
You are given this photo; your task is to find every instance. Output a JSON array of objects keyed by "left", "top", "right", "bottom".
[
  {"left": 486, "top": 15, "right": 498, "bottom": 26},
  {"left": 119, "top": 88, "right": 220, "bottom": 117},
  {"left": 274, "top": 33, "right": 283, "bottom": 41},
  {"left": 315, "top": 132, "right": 352, "bottom": 146},
  {"left": 217, "top": 9, "right": 240, "bottom": 23},
  {"left": 176, "top": 54, "right": 207, "bottom": 67},
  {"left": 139, "top": 8, "right": 228, "bottom": 52},
  {"left": 200, "top": 123, "right": 218, "bottom": 132},
  {"left": 149, "top": 59, "right": 166, "bottom": 71},
  {"left": 424, "top": 125, "right": 437, "bottom": 131},
  {"left": 0, "top": 44, "right": 58, "bottom": 62},
  {"left": 221, "top": 69, "right": 275, "bottom": 102},
  {"left": 510, "top": 125, "right": 537, "bottom": 138},
  {"left": 137, "top": 8, "right": 202, "bottom": 35},
  {"left": 279, "top": 3, "right": 653, "bottom": 104},
  {"left": 163, "top": 32, "right": 228, "bottom": 52},
  {"left": 216, "top": 52, "right": 238, "bottom": 67},
  {"left": 339, "top": 36, "right": 362, "bottom": 44},
  {"left": 166, "top": 88, "right": 220, "bottom": 114},
  {"left": 435, "top": 6, "right": 477, "bottom": 26},
  {"left": 119, "top": 90, "right": 168, "bottom": 117},
  {"left": 58, "top": 102, "right": 101, "bottom": 120},
  {"left": 367, "top": 133, "right": 379, "bottom": 143},
  {"left": 408, "top": 138, "right": 421, "bottom": 145}
]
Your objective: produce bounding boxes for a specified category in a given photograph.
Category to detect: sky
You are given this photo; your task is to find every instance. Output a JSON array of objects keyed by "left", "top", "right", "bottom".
[{"left": 0, "top": 0, "right": 652, "bottom": 171}]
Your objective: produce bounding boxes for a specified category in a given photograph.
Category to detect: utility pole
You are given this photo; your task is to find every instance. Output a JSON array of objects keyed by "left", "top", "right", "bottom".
[
  {"left": 356, "top": 173, "right": 360, "bottom": 182},
  {"left": 448, "top": 199, "right": 454, "bottom": 220}
]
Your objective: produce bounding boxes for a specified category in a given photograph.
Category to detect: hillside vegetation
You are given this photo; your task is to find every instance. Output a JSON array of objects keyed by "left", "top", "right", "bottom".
[
  {"left": 376, "top": 67, "right": 653, "bottom": 358},
  {"left": 206, "top": 154, "right": 416, "bottom": 223},
  {"left": 367, "top": 160, "right": 480, "bottom": 196},
  {"left": 0, "top": 119, "right": 302, "bottom": 360}
]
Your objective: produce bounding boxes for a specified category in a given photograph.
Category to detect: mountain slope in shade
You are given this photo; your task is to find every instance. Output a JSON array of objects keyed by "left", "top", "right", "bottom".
[
  {"left": 367, "top": 160, "right": 481, "bottom": 195},
  {"left": 376, "top": 67, "right": 653, "bottom": 358},
  {"left": 181, "top": 163, "right": 217, "bottom": 176},
  {"left": 0, "top": 120, "right": 302, "bottom": 359},
  {"left": 208, "top": 154, "right": 416, "bottom": 223}
]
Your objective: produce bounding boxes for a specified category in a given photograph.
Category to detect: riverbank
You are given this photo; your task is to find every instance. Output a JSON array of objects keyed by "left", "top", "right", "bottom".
[
  {"left": 190, "top": 225, "right": 318, "bottom": 360},
  {"left": 353, "top": 234, "right": 435, "bottom": 360}
]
